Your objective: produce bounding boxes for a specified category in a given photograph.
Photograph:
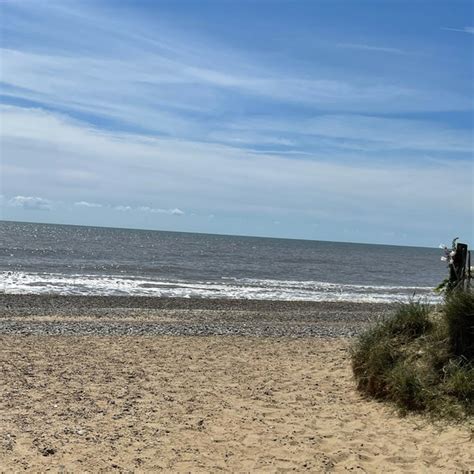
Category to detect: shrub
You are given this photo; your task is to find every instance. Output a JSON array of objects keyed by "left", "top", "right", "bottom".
[
  {"left": 351, "top": 302, "right": 430, "bottom": 398},
  {"left": 444, "top": 290, "right": 474, "bottom": 359},
  {"left": 352, "top": 297, "right": 473, "bottom": 420},
  {"left": 352, "top": 328, "right": 399, "bottom": 397},
  {"left": 384, "top": 301, "right": 432, "bottom": 341},
  {"left": 443, "top": 360, "right": 474, "bottom": 413},
  {"left": 387, "top": 362, "right": 427, "bottom": 412}
]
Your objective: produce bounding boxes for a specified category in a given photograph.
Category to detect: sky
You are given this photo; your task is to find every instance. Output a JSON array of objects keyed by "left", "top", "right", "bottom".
[{"left": 0, "top": 0, "right": 473, "bottom": 247}]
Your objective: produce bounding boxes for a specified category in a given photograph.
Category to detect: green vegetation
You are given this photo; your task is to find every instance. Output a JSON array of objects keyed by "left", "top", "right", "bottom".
[
  {"left": 444, "top": 290, "right": 474, "bottom": 359},
  {"left": 351, "top": 291, "right": 474, "bottom": 419}
]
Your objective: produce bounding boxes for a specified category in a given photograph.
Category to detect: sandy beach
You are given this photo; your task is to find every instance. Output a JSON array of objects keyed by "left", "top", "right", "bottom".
[{"left": 1, "top": 296, "right": 472, "bottom": 472}]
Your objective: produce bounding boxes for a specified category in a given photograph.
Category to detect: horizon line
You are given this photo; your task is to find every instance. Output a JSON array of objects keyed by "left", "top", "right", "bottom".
[{"left": 0, "top": 218, "right": 442, "bottom": 250}]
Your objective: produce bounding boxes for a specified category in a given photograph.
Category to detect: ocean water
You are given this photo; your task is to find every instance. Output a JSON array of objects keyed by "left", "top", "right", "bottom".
[{"left": 0, "top": 221, "right": 446, "bottom": 303}]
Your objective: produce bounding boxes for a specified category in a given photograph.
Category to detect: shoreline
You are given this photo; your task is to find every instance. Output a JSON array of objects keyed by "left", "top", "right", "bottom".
[
  {"left": 0, "top": 294, "right": 396, "bottom": 338},
  {"left": 0, "top": 292, "right": 396, "bottom": 311}
]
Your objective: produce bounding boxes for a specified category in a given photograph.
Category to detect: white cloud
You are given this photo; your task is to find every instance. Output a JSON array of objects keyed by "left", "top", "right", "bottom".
[
  {"left": 225, "top": 114, "right": 473, "bottom": 154},
  {"left": 8, "top": 195, "right": 52, "bottom": 211},
  {"left": 114, "top": 205, "right": 132, "bottom": 212},
  {"left": 1, "top": 106, "right": 472, "bottom": 229},
  {"left": 337, "top": 43, "right": 406, "bottom": 55},
  {"left": 2, "top": 45, "right": 448, "bottom": 131},
  {"left": 169, "top": 208, "right": 184, "bottom": 215},
  {"left": 0, "top": 0, "right": 471, "bottom": 141},
  {"left": 138, "top": 206, "right": 184, "bottom": 215},
  {"left": 74, "top": 201, "right": 102, "bottom": 208},
  {"left": 442, "top": 26, "right": 474, "bottom": 34}
]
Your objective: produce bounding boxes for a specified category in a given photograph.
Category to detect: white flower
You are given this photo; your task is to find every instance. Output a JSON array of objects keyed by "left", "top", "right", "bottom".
[{"left": 441, "top": 256, "right": 447, "bottom": 262}]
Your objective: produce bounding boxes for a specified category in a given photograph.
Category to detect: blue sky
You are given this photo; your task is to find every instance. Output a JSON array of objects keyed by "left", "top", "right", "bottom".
[{"left": 0, "top": 0, "right": 472, "bottom": 246}]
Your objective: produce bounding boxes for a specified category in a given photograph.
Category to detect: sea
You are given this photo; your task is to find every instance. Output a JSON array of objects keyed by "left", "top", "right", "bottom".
[{"left": 0, "top": 221, "right": 447, "bottom": 303}]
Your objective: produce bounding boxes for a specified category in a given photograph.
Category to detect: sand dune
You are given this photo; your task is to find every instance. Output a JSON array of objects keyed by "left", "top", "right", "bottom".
[{"left": 1, "top": 336, "right": 472, "bottom": 472}]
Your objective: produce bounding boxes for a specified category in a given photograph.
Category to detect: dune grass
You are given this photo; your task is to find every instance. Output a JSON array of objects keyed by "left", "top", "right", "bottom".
[{"left": 351, "top": 291, "right": 474, "bottom": 419}]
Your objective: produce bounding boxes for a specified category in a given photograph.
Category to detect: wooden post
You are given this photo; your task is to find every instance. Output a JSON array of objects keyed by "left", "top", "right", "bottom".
[
  {"left": 449, "top": 243, "right": 468, "bottom": 290},
  {"left": 468, "top": 250, "right": 472, "bottom": 290}
]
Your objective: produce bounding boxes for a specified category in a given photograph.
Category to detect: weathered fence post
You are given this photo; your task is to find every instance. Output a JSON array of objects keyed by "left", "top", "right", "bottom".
[
  {"left": 467, "top": 250, "right": 472, "bottom": 290},
  {"left": 449, "top": 242, "right": 469, "bottom": 290}
]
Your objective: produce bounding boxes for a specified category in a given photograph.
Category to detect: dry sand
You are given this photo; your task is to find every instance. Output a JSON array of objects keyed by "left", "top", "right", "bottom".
[{"left": 1, "top": 335, "right": 472, "bottom": 472}]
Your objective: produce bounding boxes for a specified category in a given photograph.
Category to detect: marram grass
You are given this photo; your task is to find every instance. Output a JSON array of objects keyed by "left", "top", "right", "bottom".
[{"left": 351, "top": 292, "right": 474, "bottom": 420}]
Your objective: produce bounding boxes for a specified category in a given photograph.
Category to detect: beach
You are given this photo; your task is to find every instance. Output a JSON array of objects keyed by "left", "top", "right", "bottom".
[
  {"left": 0, "top": 294, "right": 394, "bottom": 337},
  {"left": 1, "top": 295, "right": 472, "bottom": 472}
]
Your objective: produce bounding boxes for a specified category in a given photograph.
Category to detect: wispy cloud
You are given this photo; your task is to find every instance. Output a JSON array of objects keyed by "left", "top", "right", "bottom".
[
  {"left": 222, "top": 114, "right": 473, "bottom": 155},
  {"left": 337, "top": 43, "right": 406, "bottom": 55},
  {"left": 2, "top": 106, "right": 472, "bottom": 226},
  {"left": 3, "top": 45, "right": 456, "bottom": 136},
  {"left": 1, "top": 0, "right": 471, "bottom": 148},
  {"left": 442, "top": 26, "right": 474, "bottom": 34}
]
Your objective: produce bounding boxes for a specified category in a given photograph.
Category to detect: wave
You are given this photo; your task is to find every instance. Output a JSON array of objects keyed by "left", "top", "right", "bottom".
[{"left": 0, "top": 271, "right": 441, "bottom": 303}]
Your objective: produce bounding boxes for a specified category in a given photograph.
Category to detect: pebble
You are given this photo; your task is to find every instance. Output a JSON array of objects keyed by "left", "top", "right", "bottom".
[{"left": 0, "top": 294, "right": 395, "bottom": 338}]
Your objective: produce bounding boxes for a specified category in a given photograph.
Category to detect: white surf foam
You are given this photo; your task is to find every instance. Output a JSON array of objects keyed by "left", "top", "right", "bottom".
[{"left": 0, "top": 271, "right": 441, "bottom": 303}]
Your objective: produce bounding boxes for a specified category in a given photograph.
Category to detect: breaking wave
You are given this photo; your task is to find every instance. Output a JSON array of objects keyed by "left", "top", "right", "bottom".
[{"left": 0, "top": 271, "right": 441, "bottom": 303}]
